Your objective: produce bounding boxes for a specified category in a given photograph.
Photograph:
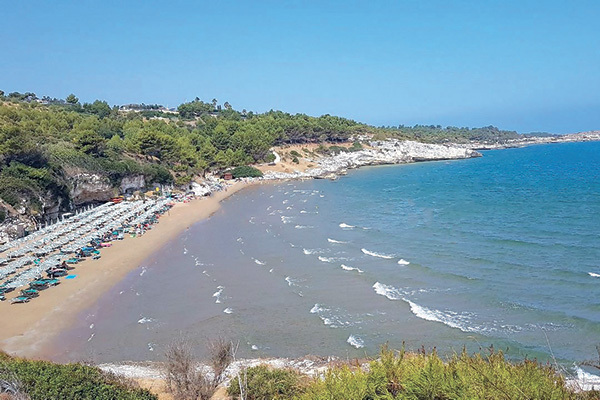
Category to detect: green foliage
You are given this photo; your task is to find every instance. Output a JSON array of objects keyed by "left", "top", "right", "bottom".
[
  {"left": 0, "top": 209, "right": 6, "bottom": 222},
  {"left": 292, "top": 156, "right": 299, "bottom": 164},
  {"left": 233, "top": 347, "right": 597, "bottom": 400},
  {"left": 0, "top": 352, "right": 156, "bottom": 400},
  {"left": 289, "top": 150, "right": 301, "bottom": 157},
  {"left": 228, "top": 365, "right": 304, "bottom": 400},
  {"left": 231, "top": 165, "right": 263, "bottom": 178}
]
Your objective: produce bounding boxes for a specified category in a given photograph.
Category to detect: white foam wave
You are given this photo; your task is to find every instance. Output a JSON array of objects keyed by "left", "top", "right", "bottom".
[
  {"left": 397, "top": 259, "right": 410, "bottom": 265},
  {"left": 223, "top": 308, "right": 233, "bottom": 314},
  {"left": 294, "top": 225, "right": 314, "bottom": 229},
  {"left": 588, "top": 272, "right": 600, "bottom": 278},
  {"left": 87, "top": 333, "right": 95, "bottom": 342},
  {"left": 251, "top": 344, "right": 259, "bottom": 351},
  {"left": 254, "top": 259, "right": 266, "bottom": 265},
  {"left": 347, "top": 335, "right": 365, "bottom": 348},
  {"left": 310, "top": 304, "right": 324, "bottom": 314},
  {"left": 183, "top": 248, "right": 188, "bottom": 255},
  {"left": 372, "top": 282, "right": 477, "bottom": 333},
  {"left": 572, "top": 367, "right": 600, "bottom": 391},
  {"left": 140, "top": 267, "right": 147, "bottom": 276},
  {"left": 148, "top": 343, "right": 154, "bottom": 352},
  {"left": 281, "top": 216, "right": 293, "bottom": 224},
  {"left": 341, "top": 264, "right": 363, "bottom": 273},
  {"left": 318, "top": 256, "right": 334, "bottom": 263},
  {"left": 303, "top": 248, "right": 322, "bottom": 255},
  {"left": 137, "top": 317, "right": 155, "bottom": 324},
  {"left": 236, "top": 237, "right": 243, "bottom": 243},
  {"left": 362, "top": 248, "right": 394, "bottom": 259},
  {"left": 339, "top": 223, "right": 355, "bottom": 229},
  {"left": 213, "top": 286, "right": 224, "bottom": 303},
  {"left": 328, "top": 238, "right": 348, "bottom": 244},
  {"left": 373, "top": 282, "right": 404, "bottom": 300}
]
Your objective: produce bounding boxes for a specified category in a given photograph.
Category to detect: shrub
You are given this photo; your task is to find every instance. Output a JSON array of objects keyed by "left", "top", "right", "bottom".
[
  {"left": 228, "top": 365, "right": 303, "bottom": 400},
  {"left": 0, "top": 352, "right": 156, "bottom": 400},
  {"left": 292, "top": 156, "right": 299, "bottom": 164},
  {"left": 163, "top": 338, "right": 234, "bottom": 400},
  {"left": 289, "top": 150, "right": 301, "bottom": 158},
  {"left": 231, "top": 165, "right": 263, "bottom": 178}
]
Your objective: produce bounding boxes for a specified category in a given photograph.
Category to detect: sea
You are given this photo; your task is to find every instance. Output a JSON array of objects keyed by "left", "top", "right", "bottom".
[{"left": 51, "top": 141, "right": 600, "bottom": 376}]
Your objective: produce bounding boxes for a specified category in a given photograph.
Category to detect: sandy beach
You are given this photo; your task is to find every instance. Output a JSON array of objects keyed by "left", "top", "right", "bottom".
[{"left": 0, "top": 181, "right": 253, "bottom": 359}]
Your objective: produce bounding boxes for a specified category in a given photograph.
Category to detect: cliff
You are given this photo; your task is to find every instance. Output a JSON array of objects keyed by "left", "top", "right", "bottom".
[{"left": 262, "top": 140, "right": 481, "bottom": 180}]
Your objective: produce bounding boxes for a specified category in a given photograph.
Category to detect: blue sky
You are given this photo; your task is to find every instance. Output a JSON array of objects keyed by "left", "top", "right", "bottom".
[{"left": 1, "top": 0, "right": 599, "bottom": 133}]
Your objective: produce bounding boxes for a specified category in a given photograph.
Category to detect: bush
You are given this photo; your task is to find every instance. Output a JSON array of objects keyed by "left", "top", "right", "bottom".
[
  {"left": 0, "top": 352, "right": 156, "bottom": 400},
  {"left": 228, "top": 365, "right": 303, "bottom": 400},
  {"left": 292, "top": 156, "right": 299, "bottom": 164},
  {"left": 231, "top": 165, "right": 263, "bottom": 178},
  {"left": 289, "top": 150, "right": 301, "bottom": 158},
  {"left": 230, "top": 347, "right": 599, "bottom": 400}
]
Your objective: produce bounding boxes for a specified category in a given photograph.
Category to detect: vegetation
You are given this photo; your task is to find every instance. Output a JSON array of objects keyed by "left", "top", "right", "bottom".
[
  {"left": 0, "top": 351, "right": 156, "bottom": 400},
  {"left": 229, "top": 346, "right": 599, "bottom": 400},
  {"left": 228, "top": 365, "right": 304, "bottom": 400},
  {"left": 162, "top": 337, "right": 234, "bottom": 400},
  {"left": 0, "top": 89, "right": 537, "bottom": 219},
  {"left": 230, "top": 165, "right": 263, "bottom": 178}
]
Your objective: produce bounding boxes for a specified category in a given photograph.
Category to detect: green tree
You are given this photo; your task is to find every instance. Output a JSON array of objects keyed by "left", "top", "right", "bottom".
[{"left": 65, "top": 93, "right": 79, "bottom": 105}]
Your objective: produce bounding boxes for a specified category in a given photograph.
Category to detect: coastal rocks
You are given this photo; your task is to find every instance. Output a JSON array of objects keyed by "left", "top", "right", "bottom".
[
  {"left": 67, "top": 172, "right": 114, "bottom": 205},
  {"left": 263, "top": 140, "right": 481, "bottom": 180},
  {"left": 120, "top": 175, "right": 146, "bottom": 194}
]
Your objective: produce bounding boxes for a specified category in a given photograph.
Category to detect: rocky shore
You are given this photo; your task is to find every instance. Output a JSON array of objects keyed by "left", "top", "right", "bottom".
[{"left": 262, "top": 139, "right": 482, "bottom": 180}]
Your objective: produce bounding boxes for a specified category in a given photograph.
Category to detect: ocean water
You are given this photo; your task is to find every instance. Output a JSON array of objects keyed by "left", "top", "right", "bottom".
[{"left": 51, "top": 142, "right": 600, "bottom": 370}]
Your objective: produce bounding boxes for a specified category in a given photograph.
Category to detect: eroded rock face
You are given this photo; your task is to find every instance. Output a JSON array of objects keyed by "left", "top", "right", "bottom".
[
  {"left": 263, "top": 140, "right": 482, "bottom": 180},
  {"left": 68, "top": 172, "right": 113, "bottom": 205},
  {"left": 120, "top": 175, "right": 146, "bottom": 194}
]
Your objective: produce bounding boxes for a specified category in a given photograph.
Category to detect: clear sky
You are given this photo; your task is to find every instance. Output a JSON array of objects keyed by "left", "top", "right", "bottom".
[{"left": 1, "top": 0, "right": 599, "bottom": 133}]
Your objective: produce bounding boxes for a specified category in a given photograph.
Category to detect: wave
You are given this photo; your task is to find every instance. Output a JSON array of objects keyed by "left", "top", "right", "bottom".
[
  {"left": 281, "top": 216, "right": 294, "bottom": 224},
  {"left": 372, "top": 282, "right": 403, "bottom": 300},
  {"left": 254, "top": 259, "right": 266, "bottom": 265},
  {"left": 183, "top": 248, "right": 188, "bottom": 255},
  {"left": 213, "top": 286, "right": 224, "bottom": 303},
  {"left": 347, "top": 335, "right": 365, "bottom": 349},
  {"left": 303, "top": 248, "right": 322, "bottom": 255},
  {"left": 309, "top": 303, "right": 353, "bottom": 328},
  {"left": 397, "top": 259, "right": 410, "bottom": 265},
  {"left": 294, "top": 225, "right": 314, "bottom": 229},
  {"left": 328, "top": 238, "right": 348, "bottom": 244},
  {"left": 318, "top": 256, "right": 335, "bottom": 263},
  {"left": 341, "top": 264, "right": 363, "bottom": 273},
  {"left": 372, "top": 282, "right": 479, "bottom": 334},
  {"left": 588, "top": 272, "right": 600, "bottom": 278},
  {"left": 223, "top": 308, "right": 233, "bottom": 314},
  {"left": 362, "top": 248, "right": 394, "bottom": 259},
  {"left": 140, "top": 267, "right": 147, "bottom": 276},
  {"left": 339, "top": 223, "right": 355, "bottom": 229},
  {"left": 285, "top": 276, "right": 305, "bottom": 287},
  {"left": 572, "top": 367, "right": 600, "bottom": 391},
  {"left": 310, "top": 303, "right": 325, "bottom": 314},
  {"left": 137, "top": 317, "right": 155, "bottom": 324}
]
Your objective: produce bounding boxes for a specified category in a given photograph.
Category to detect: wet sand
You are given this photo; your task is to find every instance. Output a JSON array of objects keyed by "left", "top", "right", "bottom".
[{"left": 0, "top": 181, "right": 253, "bottom": 359}]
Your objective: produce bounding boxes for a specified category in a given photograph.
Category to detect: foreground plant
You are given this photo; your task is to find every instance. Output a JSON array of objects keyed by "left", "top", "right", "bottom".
[{"left": 229, "top": 345, "right": 600, "bottom": 400}]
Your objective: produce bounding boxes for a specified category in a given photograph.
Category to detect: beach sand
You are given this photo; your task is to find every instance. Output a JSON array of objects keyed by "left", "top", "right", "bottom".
[{"left": 0, "top": 181, "right": 253, "bottom": 359}]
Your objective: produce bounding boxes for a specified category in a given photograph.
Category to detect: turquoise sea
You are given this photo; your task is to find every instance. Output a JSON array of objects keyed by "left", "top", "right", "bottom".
[{"left": 53, "top": 141, "right": 600, "bottom": 370}]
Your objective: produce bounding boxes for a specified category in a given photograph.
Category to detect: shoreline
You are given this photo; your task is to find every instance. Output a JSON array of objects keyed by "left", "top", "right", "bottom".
[
  {"left": 1, "top": 139, "right": 598, "bottom": 361},
  {"left": 0, "top": 181, "right": 254, "bottom": 359}
]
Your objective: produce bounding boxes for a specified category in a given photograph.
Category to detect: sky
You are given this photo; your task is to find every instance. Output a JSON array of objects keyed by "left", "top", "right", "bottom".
[{"left": 1, "top": 0, "right": 599, "bottom": 133}]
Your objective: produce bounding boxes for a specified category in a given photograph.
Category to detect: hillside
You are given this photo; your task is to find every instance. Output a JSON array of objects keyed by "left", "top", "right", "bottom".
[{"left": 0, "top": 90, "right": 543, "bottom": 238}]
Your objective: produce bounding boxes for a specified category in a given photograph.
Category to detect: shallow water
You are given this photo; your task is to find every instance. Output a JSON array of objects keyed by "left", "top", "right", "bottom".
[{"left": 51, "top": 142, "right": 600, "bottom": 368}]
